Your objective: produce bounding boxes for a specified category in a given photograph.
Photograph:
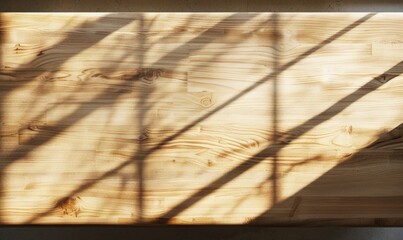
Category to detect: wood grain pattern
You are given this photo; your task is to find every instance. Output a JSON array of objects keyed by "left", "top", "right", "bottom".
[{"left": 0, "top": 13, "right": 402, "bottom": 225}]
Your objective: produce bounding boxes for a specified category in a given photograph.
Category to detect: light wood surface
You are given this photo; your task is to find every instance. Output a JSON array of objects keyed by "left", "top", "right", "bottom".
[{"left": 0, "top": 13, "right": 402, "bottom": 225}]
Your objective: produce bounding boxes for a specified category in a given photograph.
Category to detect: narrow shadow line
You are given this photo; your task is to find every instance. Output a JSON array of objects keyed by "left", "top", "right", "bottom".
[
  {"left": 0, "top": 14, "right": 3, "bottom": 223},
  {"left": 271, "top": 13, "right": 279, "bottom": 206},
  {"left": 136, "top": 15, "right": 146, "bottom": 223}
]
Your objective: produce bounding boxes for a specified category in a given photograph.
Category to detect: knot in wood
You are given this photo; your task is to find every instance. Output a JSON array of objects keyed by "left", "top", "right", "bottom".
[
  {"left": 139, "top": 68, "right": 163, "bottom": 82},
  {"left": 199, "top": 94, "right": 213, "bottom": 108},
  {"left": 138, "top": 131, "right": 149, "bottom": 142},
  {"left": 57, "top": 196, "right": 81, "bottom": 217}
]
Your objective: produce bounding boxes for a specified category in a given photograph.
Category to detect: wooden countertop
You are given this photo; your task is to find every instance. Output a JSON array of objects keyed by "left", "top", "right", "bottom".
[{"left": 0, "top": 13, "right": 402, "bottom": 225}]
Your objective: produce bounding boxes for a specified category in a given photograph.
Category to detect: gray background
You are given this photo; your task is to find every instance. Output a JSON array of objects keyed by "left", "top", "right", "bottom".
[
  {"left": 1, "top": 0, "right": 403, "bottom": 12},
  {"left": 1, "top": 0, "right": 403, "bottom": 239}
]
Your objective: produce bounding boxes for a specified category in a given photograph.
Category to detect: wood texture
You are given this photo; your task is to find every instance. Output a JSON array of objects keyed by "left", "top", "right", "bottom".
[{"left": 0, "top": 13, "right": 402, "bottom": 225}]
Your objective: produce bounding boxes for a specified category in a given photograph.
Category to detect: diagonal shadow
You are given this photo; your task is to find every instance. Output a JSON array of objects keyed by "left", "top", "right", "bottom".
[
  {"left": 143, "top": 13, "right": 376, "bottom": 156},
  {"left": 152, "top": 60, "right": 403, "bottom": 223},
  {"left": 0, "top": 12, "right": 258, "bottom": 165},
  {"left": 251, "top": 122, "right": 403, "bottom": 225},
  {"left": 0, "top": 13, "right": 140, "bottom": 223},
  {"left": 150, "top": 12, "right": 379, "bottom": 223},
  {"left": 13, "top": 13, "right": 257, "bottom": 223},
  {"left": 1, "top": 13, "right": 375, "bottom": 224},
  {"left": 2, "top": 13, "right": 137, "bottom": 91},
  {"left": 23, "top": 13, "right": 374, "bottom": 223}
]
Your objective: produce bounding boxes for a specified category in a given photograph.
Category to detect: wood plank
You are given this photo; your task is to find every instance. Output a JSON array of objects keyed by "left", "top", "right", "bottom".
[{"left": 0, "top": 13, "right": 402, "bottom": 225}]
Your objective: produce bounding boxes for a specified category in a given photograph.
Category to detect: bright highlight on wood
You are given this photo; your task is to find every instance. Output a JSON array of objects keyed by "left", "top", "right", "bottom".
[{"left": 0, "top": 13, "right": 402, "bottom": 225}]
